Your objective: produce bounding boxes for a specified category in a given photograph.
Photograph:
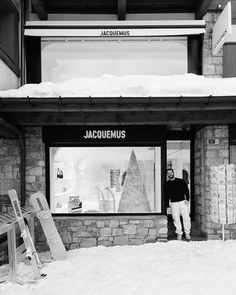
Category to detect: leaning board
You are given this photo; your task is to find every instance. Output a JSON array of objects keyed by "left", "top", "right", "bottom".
[{"left": 30, "top": 192, "right": 66, "bottom": 261}]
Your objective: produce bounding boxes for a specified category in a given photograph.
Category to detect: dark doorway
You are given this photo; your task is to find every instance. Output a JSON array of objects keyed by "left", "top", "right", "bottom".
[{"left": 166, "top": 139, "right": 206, "bottom": 241}]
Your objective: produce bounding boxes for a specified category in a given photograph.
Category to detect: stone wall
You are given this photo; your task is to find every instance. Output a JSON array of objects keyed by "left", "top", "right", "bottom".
[
  {"left": 34, "top": 215, "right": 167, "bottom": 251},
  {"left": 194, "top": 125, "right": 236, "bottom": 239},
  {"left": 25, "top": 127, "right": 46, "bottom": 200},
  {"left": 0, "top": 138, "right": 21, "bottom": 265},
  {"left": 203, "top": 12, "right": 223, "bottom": 78},
  {"left": 0, "top": 138, "right": 21, "bottom": 199}
]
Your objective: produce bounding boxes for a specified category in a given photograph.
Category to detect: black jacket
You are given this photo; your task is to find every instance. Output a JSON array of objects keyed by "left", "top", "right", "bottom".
[{"left": 164, "top": 178, "right": 189, "bottom": 207}]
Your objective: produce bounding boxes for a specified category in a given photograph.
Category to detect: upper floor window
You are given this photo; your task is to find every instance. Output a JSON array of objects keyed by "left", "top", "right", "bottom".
[
  {"left": 0, "top": 0, "right": 19, "bottom": 76},
  {"left": 41, "top": 37, "right": 187, "bottom": 82}
]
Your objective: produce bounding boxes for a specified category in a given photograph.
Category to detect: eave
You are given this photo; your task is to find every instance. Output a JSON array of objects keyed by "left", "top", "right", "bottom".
[{"left": 1, "top": 96, "right": 236, "bottom": 126}]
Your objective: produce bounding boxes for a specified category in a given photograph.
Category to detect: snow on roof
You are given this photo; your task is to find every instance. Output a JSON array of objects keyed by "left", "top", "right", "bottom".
[{"left": 1, "top": 74, "right": 236, "bottom": 98}]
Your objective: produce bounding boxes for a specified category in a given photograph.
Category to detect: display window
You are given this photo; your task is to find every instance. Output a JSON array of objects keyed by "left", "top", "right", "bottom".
[
  {"left": 49, "top": 146, "right": 162, "bottom": 214},
  {"left": 41, "top": 37, "right": 187, "bottom": 82}
]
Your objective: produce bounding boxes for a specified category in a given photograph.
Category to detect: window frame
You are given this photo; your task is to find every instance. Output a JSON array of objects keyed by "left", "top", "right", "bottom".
[
  {"left": 40, "top": 36, "right": 188, "bottom": 81},
  {"left": 43, "top": 126, "right": 167, "bottom": 216},
  {"left": 26, "top": 34, "right": 202, "bottom": 83},
  {"left": 0, "top": 0, "right": 20, "bottom": 76}
]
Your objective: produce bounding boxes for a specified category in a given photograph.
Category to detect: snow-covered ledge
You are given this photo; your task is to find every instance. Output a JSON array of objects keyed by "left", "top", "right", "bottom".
[{"left": 0, "top": 74, "right": 236, "bottom": 98}]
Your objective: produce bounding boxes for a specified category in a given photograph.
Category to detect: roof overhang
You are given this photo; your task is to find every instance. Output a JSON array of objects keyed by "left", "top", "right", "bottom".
[
  {"left": 24, "top": 20, "right": 206, "bottom": 37},
  {"left": 1, "top": 95, "right": 236, "bottom": 126},
  {"left": 29, "top": 0, "right": 214, "bottom": 21}
]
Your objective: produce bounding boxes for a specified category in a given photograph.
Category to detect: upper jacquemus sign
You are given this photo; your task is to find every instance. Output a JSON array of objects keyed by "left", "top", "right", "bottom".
[
  {"left": 84, "top": 130, "right": 126, "bottom": 139},
  {"left": 100, "top": 30, "right": 130, "bottom": 36}
]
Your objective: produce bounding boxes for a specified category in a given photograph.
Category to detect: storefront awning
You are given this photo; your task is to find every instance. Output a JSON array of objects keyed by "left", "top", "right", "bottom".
[
  {"left": 1, "top": 95, "right": 236, "bottom": 126},
  {"left": 24, "top": 20, "right": 206, "bottom": 37}
]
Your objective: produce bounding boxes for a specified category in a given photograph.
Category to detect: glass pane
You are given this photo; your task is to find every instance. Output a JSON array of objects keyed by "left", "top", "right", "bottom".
[
  {"left": 42, "top": 37, "right": 187, "bottom": 82},
  {"left": 166, "top": 140, "right": 190, "bottom": 210},
  {"left": 50, "top": 146, "right": 161, "bottom": 213}
]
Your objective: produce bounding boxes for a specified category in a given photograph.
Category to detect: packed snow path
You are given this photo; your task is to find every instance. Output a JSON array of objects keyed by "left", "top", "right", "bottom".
[{"left": 1, "top": 240, "right": 236, "bottom": 295}]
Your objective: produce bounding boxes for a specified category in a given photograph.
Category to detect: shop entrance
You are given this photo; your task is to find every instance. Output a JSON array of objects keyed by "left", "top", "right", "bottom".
[
  {"left": 167, "top": 140, "right": 190, "bottom": 190},
  {"left": 166, "top": 139, "right": 206, "bottom": 240}
]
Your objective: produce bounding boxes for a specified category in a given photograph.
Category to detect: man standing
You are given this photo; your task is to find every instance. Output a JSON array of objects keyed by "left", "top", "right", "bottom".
[{"left": 165, "top": 168, "right": 191, "bottom": 241}]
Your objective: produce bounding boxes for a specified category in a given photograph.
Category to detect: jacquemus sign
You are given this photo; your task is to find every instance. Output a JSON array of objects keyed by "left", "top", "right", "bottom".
[
  {"left": 84, "top": 130, "right": 126, "bottom": 139},
  {"left": 100, "top": 30, "right": 130, "bottom": 36}
]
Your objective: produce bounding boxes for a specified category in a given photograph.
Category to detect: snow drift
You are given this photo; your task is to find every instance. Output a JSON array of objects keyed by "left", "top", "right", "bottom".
[
  {"left": 0, "top": 74, "right": 236, "bottom": 98},
  {"left": 1, "top": 240, "right": 236, "bottom": 295}
]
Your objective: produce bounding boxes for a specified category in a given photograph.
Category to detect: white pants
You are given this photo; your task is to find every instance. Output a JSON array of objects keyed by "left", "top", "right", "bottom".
[{"left": 170, "top": 200, "right": 191, "bottom": 235}]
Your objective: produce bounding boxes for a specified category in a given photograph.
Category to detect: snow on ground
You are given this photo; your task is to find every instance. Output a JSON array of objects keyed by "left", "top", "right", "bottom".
[
  {"left": 1, "top": 240, "right": 236, "bottom": 295},
  {"left": 1, "top": 74, "right": 236, "bottom": 97}
]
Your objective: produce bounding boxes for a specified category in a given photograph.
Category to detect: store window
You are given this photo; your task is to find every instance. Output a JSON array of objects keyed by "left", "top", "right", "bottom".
[
  {"left": 41, "top": 37, "right": 187, "bottom": 82},
  {"left": 50, "top": 146, "right": 161, "bottom": 214}
]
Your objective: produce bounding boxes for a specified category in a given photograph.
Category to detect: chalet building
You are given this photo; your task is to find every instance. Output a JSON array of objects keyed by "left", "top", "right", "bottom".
[{"left": 1, "top": 0, "right": 236, "bottom": 254}]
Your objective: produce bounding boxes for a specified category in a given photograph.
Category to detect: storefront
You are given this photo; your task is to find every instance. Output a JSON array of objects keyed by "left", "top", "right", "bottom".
[
  {"left": 2, "top": 1, "right": 236, "bottom": 255},
  {"left": 0, "top": 16, "right": 227, "bottom": 249}
]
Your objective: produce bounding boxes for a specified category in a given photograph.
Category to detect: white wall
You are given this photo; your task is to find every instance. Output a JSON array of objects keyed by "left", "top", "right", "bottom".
[
  {"left": 46, "top": 13, "right": 195, "bottom": 21},
  {"left": 0, "top": 60, "right": 19, "bottom": 90}
]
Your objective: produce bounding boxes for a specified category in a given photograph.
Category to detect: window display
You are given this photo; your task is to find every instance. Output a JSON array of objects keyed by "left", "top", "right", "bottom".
[
  {"left": 50, "top": 146, "right": 161, "bottom": 214},
  {"left": 41, "top": 37, "right": 187, "bottom": 82}
]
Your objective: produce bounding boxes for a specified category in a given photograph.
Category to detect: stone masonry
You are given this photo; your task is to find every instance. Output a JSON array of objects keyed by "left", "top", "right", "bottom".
[
  {"left": 25, "top": 127, "right": 46, "bottom": 200},
  {"left": 0, "top": 127, "right": 46, "bottom": 265},
  {"left": 0, "top": 138, "right": 21, "bottom": 199},
  {"left": 194, "top": 12, "right": 236, "bottom": 240},
  {"left": 194, "top": 125, "right": 236, "bottom": 239},
  {"left": 0, "top": 138, "right": 21, "bottom": 265},
  {"left": 203, "top": 12, "right": 223, "bottom": 78},
  {"left": 34, "top": 215, "right": 167, "bottom": 252}
]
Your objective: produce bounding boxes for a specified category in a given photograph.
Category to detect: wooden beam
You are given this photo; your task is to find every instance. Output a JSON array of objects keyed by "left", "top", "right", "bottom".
[
  {"left": 1, "top": 96, "right": 236, "bottom": 112},
  {"left": 0, "top": 117, "right": 21, "bottom": 139},
  {"left": 31, "top": 0, "right": 48, "bottom": 20},
  {"left": 2, "top": 109, "right": 236, "bottom": 126},
  {"left": 117, "top": 0, "right": 126, "bottom": 21},
  {"left": 1, "top": 102, "right": 236, "bottom": 112},
  {"left": 195, "top": 0, "right": 213, "bottom": 19}
]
